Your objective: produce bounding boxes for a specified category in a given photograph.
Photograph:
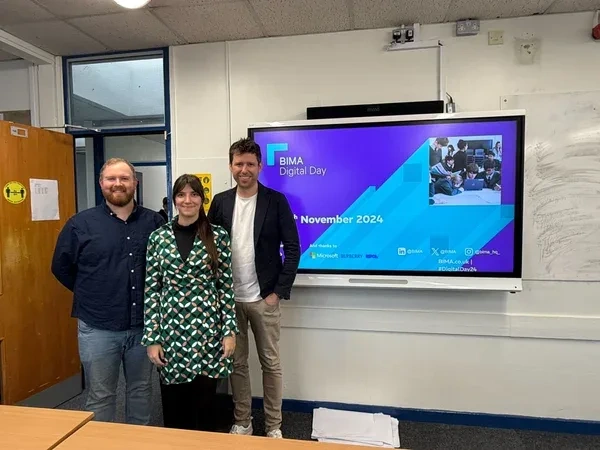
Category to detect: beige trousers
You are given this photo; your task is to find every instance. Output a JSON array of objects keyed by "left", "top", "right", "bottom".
[{"left": 230, "top": 299, "right": 282, "bottom": 432}]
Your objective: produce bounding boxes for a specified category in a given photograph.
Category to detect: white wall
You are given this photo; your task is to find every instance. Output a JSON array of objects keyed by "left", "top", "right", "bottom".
[
  {"left": 104, "top": 135, "right": 166, "bottom": 162},
  {"left": 37, "top": 57, "right": 64, "bottom": 130},
  {"left": 171, "top": 12, "right": 600, "bottom": 421},
  {"left": 0, "top": 60, "right": 30, "bottom": 112}
]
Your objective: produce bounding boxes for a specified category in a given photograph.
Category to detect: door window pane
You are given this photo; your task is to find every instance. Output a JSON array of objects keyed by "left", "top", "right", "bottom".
[
  {"left": 134, "top": 165, "right": 167, "bottom": 213},
  {"left": 74, "top": 134, "right": 168, "bottom": 212},
  {"left": 74, "top": 137, "right": 96, "bottom": 212},
  {"left": 105, "top": 134, "right": 167, "bottom": 213}
]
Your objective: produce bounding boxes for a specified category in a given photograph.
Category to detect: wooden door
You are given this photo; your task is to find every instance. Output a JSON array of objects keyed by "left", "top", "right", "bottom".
[{"left": 0, "top": 121, "right": 79, "bottom": 405}]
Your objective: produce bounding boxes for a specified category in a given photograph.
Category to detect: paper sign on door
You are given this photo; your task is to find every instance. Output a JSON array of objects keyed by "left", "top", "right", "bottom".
[{"left": 30, "top": 179, "right": 60, "bottom": 221}]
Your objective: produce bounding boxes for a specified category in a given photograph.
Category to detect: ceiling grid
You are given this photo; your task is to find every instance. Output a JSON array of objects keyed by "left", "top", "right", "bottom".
[{"left": 0, "top": 0, "right": 597, "bottom": 57}]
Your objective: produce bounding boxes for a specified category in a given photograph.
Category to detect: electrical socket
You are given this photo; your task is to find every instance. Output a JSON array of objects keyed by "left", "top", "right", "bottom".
[
  {"left": 488, "top": 30, "right": 504, "bottom": 45},
  {"left": 456, "top": 19, "right": 480, "bottom": 36}
]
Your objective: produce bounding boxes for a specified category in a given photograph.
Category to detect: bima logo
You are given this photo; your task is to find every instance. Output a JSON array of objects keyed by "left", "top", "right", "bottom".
[{"left": 266, "top": 143, "right": 288, "bottom": 166}]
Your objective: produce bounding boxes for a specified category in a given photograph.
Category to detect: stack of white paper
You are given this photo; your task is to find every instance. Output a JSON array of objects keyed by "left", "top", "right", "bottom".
[{"left": 311, "top": 407, "right": 401, "bottom": 448}]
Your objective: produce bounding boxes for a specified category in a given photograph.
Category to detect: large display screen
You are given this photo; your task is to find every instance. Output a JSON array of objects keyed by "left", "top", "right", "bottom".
[{"left": 250, "top": 114, "right": 524, "bottom": 278}]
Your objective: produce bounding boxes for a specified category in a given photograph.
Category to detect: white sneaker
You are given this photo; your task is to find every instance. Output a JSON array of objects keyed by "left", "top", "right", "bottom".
[
  {"left": 230, "top": 423, "right": 253, "bottom": 435},
  {"left": 266, "top": 429, "right": 283, "bottom": 439}
]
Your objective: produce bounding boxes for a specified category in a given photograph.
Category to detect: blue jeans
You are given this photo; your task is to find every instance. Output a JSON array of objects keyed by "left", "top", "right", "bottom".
[{"left": 77, "top": 319, "right": 153, "bottom": 424}]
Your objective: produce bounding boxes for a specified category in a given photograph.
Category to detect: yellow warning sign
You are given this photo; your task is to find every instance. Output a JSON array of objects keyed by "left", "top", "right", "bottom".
[
  {"left": 3, "top": 181, "right": 27, "bottom": 205},
  {"left": 194, "top": 173, "right": 212, "bottom": 213}
]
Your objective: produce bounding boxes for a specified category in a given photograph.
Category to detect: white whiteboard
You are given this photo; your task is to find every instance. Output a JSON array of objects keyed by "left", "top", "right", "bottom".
[{"left": 502, "top": 90, "right": 600, "bottom": 281}]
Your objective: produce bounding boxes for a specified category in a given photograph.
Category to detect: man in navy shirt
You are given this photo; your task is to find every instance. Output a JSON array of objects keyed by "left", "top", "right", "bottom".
[{"left": 52, "top": 158, "right": 164, "bottom": 424}]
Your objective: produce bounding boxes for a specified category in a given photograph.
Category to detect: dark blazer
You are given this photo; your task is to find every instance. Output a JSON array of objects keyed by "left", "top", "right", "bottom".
[
  {"left": 476, "top": 171, "right": 501, "bottom": 189},
  {"left": 453, "top": 150, "right": 467, "bottom": 172},
  {"left": 207, "top": 182, "right": 300, "bottom": 300},
  {"left": 158, "top": 208, "right": 168, "bottom": 223}
]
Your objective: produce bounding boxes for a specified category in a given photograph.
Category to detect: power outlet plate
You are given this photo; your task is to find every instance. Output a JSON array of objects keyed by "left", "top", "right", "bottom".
[
  {"left": 488, "top": 30, "right": 504, "bottom": 45},
  {"left": 456, "top": 19, "right": 480, "bottom": 36}
]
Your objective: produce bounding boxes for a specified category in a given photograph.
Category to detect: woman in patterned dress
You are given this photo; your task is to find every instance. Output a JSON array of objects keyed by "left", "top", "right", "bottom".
[{"left": 142, "top": 174, "right": 238, "bottom": 431}]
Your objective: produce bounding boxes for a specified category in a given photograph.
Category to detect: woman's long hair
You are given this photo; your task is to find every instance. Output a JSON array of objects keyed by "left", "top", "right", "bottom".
[{"left": 172, "top": 174, "right": 218, "bottom": 274}]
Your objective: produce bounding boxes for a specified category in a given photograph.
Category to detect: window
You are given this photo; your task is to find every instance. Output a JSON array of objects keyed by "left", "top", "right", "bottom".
[
  {"left": 65, "top": 51, "right": 165, "bottom": 130},
  {"left": 64, "top": 49, "right": 171, "bottom": 215}
]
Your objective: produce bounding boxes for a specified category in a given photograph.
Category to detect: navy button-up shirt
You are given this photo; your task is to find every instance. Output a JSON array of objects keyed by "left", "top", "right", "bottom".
[{"left": 51, "top": 201, "right": 165, "bottom": 331}]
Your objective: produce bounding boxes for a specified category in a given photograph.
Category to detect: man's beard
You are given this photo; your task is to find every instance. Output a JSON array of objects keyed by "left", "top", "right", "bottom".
[{"left": 104, "top": 188, "right": 134, "bottom": 207}]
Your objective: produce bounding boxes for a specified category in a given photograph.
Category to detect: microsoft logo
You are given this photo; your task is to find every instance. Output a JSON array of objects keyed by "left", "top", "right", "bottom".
[{"left": 266, "top": 143, "right": 288, "bottom": 166}]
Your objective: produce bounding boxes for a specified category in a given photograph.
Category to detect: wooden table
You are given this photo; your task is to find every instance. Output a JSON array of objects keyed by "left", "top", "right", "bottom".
[
  {"left": 57, "top": 421, "right": 387, "bottom": 449},
  {"left": 0, "top": 405, "right": 93, "bottom": 450}
]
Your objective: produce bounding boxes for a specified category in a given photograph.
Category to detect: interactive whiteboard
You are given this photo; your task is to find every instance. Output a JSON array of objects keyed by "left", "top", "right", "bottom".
[{"left": 249, "top": 110, "right": 525, "bottom": 292}]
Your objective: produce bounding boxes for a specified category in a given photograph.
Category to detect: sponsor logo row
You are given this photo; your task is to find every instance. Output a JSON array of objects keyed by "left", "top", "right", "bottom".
[{"left": 307, "top": 248, "right": 501, "bottom": 259}]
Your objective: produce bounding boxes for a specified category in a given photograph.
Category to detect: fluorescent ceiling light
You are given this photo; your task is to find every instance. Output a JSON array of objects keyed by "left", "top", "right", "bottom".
[{"left": 113, "top": 0, "right": 151, "bottom": 9}]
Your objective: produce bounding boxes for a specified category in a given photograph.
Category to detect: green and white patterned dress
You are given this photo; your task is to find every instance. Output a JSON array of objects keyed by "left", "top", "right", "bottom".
[{"left": 141, "top": 221, "right": 238, "bottom": 385}]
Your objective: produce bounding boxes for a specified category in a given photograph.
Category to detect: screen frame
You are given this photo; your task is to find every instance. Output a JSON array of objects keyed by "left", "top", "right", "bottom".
[{"left": 247, "top": 110, "right": 525, "bottom": 292}]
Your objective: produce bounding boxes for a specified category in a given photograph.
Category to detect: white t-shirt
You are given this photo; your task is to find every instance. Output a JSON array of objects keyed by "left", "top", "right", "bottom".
[{"left": 231, "top": 193, "right": 261, "bottom": 303}]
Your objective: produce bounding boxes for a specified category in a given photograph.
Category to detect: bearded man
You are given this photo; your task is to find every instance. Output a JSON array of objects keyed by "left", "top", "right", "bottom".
[{"left": 52, "top": 157, "right": 164, "bottom": 425}]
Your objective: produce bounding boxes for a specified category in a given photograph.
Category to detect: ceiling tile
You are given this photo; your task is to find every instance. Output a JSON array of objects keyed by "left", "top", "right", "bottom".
[
  {"left": 2, "top": 20, "right": 108, "bottom": 55},
  {"left": 0, "top": 49, "right": 19, "bottom": 61},
  {"left": 149, "top": 0, "right": 232, "bottom": 6},
  {"left": 67, "top": 10, "right": 182, "bottom": 51},
  {"left": 444, "top": 0, "right": 555, "bottom": 22},
  {"left": 545, "top": 0, "right": 600, "bottom": 14},
  {"left": 34, "top": 0, "right": 124, "bottom": 18},
  {"left": 0, "top": 0, "right": 56, "bottom": 26},
  {"left": 249, "top": 0, "right": 350, "bottom": 36},
  {"left": 353, "top": 0, "right": 453, "bottom": 29},
  {"left": 153, "top": 3, "right": 264, "bottom": 43}
]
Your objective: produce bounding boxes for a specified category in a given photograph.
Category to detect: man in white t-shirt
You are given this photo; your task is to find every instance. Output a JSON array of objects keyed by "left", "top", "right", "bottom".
[{"left": 208, "top": 138, "right": 300, "bottom": 439}]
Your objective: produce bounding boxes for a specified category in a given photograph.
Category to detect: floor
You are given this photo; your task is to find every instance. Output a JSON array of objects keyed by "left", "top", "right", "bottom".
[{"left": 57, "top": 371, "right": 600, "bottom": 450}]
